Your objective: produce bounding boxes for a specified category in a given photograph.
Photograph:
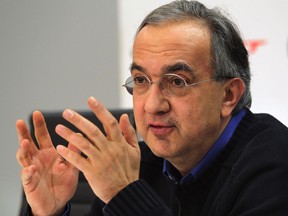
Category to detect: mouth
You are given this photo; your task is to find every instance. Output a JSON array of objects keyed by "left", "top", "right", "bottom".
[{"left": 148, "top": 123, "right": 175, "bottom": 137}]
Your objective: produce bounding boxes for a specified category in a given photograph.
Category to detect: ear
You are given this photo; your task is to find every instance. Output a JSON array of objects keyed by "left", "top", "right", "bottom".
[{"left": 221, "top": 78, "right": 245, "bottom": 118}]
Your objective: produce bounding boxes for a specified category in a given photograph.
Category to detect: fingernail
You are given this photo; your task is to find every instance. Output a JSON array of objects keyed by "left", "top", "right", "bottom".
[
  {"left": 57, "top": 145, "right": 67, "bottom": 155},
  {"left": 63, "top": 109, "right": 74, "bottom": 119},
  {"left": 55, "top": 124, "right": 65, "bottom": 133},
  {"left": 88, "top": 97, "right": 98, "bottom": 106}
]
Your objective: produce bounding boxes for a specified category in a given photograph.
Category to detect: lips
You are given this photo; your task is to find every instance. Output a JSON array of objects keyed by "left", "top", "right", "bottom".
[{"left": 148, "top": 122, "right": 175, "bottom": 137}]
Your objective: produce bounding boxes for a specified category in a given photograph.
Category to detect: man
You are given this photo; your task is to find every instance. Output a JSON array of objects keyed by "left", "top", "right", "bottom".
[{"left": 16, "top": 1, "right": 288, "bottom": 215}]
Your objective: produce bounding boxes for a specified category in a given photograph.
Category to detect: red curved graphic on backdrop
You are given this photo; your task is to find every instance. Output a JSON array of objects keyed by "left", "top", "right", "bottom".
[{"left": 244, "top": 39, "right": 267, "bottom": 54}]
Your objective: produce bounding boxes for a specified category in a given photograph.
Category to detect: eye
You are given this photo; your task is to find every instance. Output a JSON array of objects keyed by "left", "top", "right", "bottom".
[
  {"left": 133, "top": 75, "right": 150, "bottom": 86},
  {"left": 168, "top": 75, "right": 186, "bottom": 88}
]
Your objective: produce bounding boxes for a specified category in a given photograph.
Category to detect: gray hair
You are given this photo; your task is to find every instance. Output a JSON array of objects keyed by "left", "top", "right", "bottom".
[{"left": 136, "top": 0, "right": 251, "bottom": 113}]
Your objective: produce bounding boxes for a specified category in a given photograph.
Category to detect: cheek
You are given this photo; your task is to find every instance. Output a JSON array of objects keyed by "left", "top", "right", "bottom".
[
  {"left": 175, "top": 96, "right": 198, "bottom": 116},
  {"left": 176, "top": 101, "right": 220, "bottom": 145},
  {"left": 174, "top": 94, "right": 219, "bottom": 130}
]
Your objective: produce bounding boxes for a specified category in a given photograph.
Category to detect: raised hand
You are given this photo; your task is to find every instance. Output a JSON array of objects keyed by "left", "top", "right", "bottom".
[
  {"left": 55, "top": 97, "right": 140, "bottom": 203},
  {"left": 16, "top": 111, "right": 80, "bottom": 216}
]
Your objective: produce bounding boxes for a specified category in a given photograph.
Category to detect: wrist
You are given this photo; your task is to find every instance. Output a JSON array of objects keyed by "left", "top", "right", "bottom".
[{"left": 31, "top": 203, "right": 69, "bottom": 216}]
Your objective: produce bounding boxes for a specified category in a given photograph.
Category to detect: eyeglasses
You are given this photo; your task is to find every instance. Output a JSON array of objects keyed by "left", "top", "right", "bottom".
[{"left": 122, "top": 73, "right": 216, "bottom": 96}]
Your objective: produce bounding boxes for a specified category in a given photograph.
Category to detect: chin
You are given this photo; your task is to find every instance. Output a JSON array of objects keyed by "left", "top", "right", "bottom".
[{"left": 148, "top": 141, "right": 174, "bottom": 159}]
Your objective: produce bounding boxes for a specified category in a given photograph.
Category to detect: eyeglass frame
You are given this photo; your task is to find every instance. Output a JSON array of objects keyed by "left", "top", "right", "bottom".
[{"left": 122, "top": 73, "right": 228, "bottom": 96}]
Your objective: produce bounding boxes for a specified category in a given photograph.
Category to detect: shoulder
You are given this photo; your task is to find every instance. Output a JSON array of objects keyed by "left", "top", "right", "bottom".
[
  {"left": 210, "top": 111, "right": 288, "bottom": 215},
  {"left": 224, "top": 110, "right": 288, "bottom": 184},
  {"left": 230, "top": 110, "right": 288, "bottom": 162},
  {"left": 238, "top": 111, "right": 288, "bottom": 158}
]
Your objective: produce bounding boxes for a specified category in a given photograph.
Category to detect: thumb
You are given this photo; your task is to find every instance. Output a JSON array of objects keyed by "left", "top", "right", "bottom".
[
  {"left": 21, "top": 165, "right": 39, "bottom": 193},
  {"left": 119, "top": 114, "right": 139, "bottom": 149}
]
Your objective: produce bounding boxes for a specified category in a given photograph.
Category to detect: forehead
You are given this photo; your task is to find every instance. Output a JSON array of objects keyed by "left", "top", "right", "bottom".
[{"left": 132, "top": 20, "right": 211, "bottom": 77}]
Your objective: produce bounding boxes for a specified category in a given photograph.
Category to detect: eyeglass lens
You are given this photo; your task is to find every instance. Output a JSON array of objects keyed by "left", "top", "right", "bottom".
[{"left": 123, "top": 74, "right": 189, "bottom": 96}]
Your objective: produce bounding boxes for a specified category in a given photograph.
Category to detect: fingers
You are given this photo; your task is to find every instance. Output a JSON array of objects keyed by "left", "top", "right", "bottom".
[
  {"left": 61, "top": 109, "right": 107, "bottom": 149},
  {"left": 56, "top": 145, "right": 89, "bottom": 173},
  {"left": 56, "top": 125, "right": 99, "bottom": 159},
  {"left": 65, "top": 142, "right": 81, "bottom": 175},
  {"left": 16, "top": 111, "right": 55, "bottom": 170},
  {"left": 21, "top": 165, "right": 37, "bottom": 187},
  {"left": 58, "top": 97, "right": 136, "bottom": 155},
  {"left": 32, "top": 111, "right": 53, "bottom": 149},
  {"left": 87, "top": 97, "right": 123, "bottom": 141},
  {"left": 16, "top": 119, "right": 38, "bottom": 168},
  {"left": 60, "top": 97, "right": 136, "bottom": 147},
  {"left": 16, "top": 119, "right": 38, "bottom": 154},
  {"left": 16, "top": 139, "right": 33, "bottom": 168},
  {"left": 67, "top": 141, "right": 81, "bottom": 155},
  {"left": 119, "top": 114, "right": 138, "bottom": 148}
]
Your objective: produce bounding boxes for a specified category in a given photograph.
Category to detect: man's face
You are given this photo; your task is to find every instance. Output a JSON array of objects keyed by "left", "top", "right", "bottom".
[{"left": 132, "top": 20, "right": 227, "bottom": 171}]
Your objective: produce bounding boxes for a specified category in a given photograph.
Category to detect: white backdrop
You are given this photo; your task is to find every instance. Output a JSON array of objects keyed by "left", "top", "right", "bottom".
[{"left": 118, "top": 0, "right": 288, "bottom": 126}]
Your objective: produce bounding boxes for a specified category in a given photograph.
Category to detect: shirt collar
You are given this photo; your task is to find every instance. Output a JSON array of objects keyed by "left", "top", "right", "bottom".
[{"left": 163, "top": 108, "right": 247, "bottom": 184}]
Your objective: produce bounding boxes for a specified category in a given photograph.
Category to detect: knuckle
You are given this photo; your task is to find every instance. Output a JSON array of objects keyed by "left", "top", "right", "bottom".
[
  {"left": 107, "top": 117, "right": 118, "bottom": 128},
  {"left": 72, "top": 154, "right": 82, "bottom": 165},
  {"left": 79, "top": 138, "right": 93, "bottom": 152},
  {"left": 90, "top": 127, "right": 101, "bottom": 136},
  {"left": 130, "top": 127, "right": 137, "bottom": 135}
]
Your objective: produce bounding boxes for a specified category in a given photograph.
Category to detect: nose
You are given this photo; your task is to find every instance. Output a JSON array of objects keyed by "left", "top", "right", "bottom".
[{"left": 144, "top": 82, "right": 170, "bottom": 115}]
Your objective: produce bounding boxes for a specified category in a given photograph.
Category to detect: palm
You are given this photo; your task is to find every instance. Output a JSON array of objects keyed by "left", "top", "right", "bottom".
[{"left": 25, "top": 145, "right": 78, "bottom": 212}]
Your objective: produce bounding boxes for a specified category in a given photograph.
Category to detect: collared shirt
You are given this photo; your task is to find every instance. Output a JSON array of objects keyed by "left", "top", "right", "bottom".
[
  {"left": 163, "top": 108, "right": 247, "bottom": 184},
  {"left": 59, "top": 202, "right": 71, "bottom": 216}
]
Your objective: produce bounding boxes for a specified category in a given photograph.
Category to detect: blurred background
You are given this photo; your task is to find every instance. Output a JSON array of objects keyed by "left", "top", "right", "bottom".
[{"left": 1, "top": 0, "right": 287, "bottom": 215}]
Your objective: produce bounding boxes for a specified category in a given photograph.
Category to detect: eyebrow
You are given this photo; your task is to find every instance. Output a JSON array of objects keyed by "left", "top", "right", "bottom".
[
  {"left": 163, "top": 62, "right": 194, "bottom": 74},
  {"left": 129, "top": 62, "right": 195, "bottom": 77},
  {"left": 130, "top": 63, "right": 145, "bottom": 73}
]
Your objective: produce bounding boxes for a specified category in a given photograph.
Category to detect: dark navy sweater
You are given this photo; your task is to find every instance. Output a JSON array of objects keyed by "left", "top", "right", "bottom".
[{"left": 93, "top": 110, "right": 288, "bottom": 216}]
